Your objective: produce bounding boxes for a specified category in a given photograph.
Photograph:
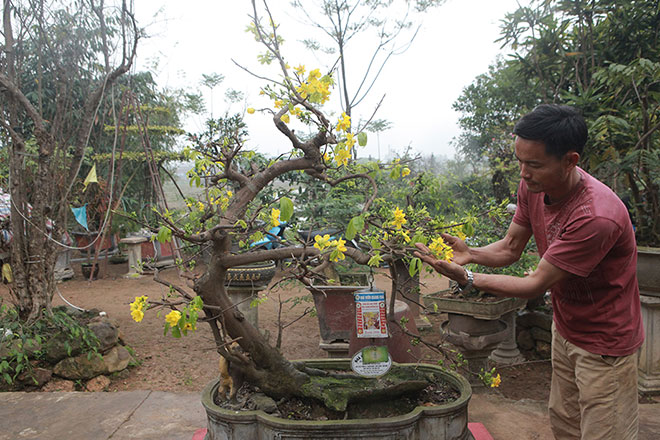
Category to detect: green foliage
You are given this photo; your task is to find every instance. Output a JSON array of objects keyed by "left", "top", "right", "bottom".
[
  {"left": 0, "top": 305, "right": 100, "bottom": 386},
  {"left": 456, "top": 0, "right": 660, "bottom": 244},
  {"left": 465, "top": 209, "right": 539, "bottom": 279}
]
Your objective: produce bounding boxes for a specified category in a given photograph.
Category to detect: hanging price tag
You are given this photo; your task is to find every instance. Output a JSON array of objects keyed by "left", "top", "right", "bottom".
[{"left": 355, "top": 290, "right": 388, "bottom": 338}]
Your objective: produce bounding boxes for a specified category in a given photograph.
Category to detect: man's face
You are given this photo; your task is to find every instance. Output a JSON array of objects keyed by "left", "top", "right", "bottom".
[{"left": 514, "top": 137, "right": 574, "bottom": 197}]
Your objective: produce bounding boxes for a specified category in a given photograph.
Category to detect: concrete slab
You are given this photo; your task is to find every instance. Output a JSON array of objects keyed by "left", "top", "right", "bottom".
[
  {"left": 468, "top": 390, "right": 660, "bottom": 440},
  {"left": 468, "top": 391, "right": 553, "bottom": 440},
  {"left": 0, "top": 389, "right": 657, "bottom": 440},
  {"left": 110, "top": 392, "right": 206, "bottom": 440},
  {"left": 0, "top": 391, "right": 150, "bottom": 440}
]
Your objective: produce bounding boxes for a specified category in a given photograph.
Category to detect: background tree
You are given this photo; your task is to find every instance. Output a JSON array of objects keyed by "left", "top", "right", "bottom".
[
  {"left": 0, "top": 0, "right": 138, "bottom": 322},
  {"left": 290, "top": 0, "right": 444, "bottom": 156},
  {"left": 454, "top": 0, "right": 660, "bottom": 244}
]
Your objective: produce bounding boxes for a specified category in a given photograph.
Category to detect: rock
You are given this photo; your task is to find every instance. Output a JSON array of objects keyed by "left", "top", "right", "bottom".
[
  {"left": 517, "top": 329, "right": 535, "bottom": 350},
  {"left": 54, "top": 351, "right": 106, "bottom": 380},
  {"left": 535, "top": 341, "right": 552, "bottom": 359},
  {"left": 54, "top": 346, "right": 130, "bottom": 380},
  {"left": 87, "top": 319, "right": 119, "bottom": 352},
  {"left": 0, "top": 337, "right": 42, "bottom": 359},
  {"left": 530, "top": 327, "right": 552, "bottom": 343},
  {"left": 44, "top": 332, "right": 83, "bottom": 363},
  {"left": 249, "top": 393, "right": 278, "bottom": 413},
  {"left": 517, "top": 311, "right": 552, "bottom": 331},
  {"left": 41, "top": 378, "right": 76, "bottom": 392},
  {"left": 18, "top": 367, "right": 52, "bottom": 388},
  {"left": 85, "top": 375, "right": 111, "bottom": 392},
  {"left": 103, "top": 345, "right": 131, "bottom": 373}
]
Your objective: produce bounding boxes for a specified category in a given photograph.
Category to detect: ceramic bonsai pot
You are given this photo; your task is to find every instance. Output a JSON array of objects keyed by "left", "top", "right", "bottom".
[{"left": 201, "top": 358, "right": 473, "bottom": 440}]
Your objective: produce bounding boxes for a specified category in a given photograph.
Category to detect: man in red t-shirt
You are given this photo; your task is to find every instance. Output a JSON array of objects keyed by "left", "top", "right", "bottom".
[{"left": 415, "top": 104, "right": 643, "bottom": 439}]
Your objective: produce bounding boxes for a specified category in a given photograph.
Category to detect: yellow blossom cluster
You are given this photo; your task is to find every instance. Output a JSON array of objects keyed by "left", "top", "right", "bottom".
[
  {"left": 390, "top": 207, "right": 407, "bottom": 230},
  {"left": 130, "top": 296, "right": 148, "bottom": 322},
  {"left": 210, "top": 190, "right": 233, "bottom": 210},
  {"left": 490, "top": 374, "right": 502, "bottom": 388},
  {"left": 334, "top": 147, "right": 352, "bottom": 167},
  {"left": 428, "top": 236, "right": 454, "bottom": 262},
  {"left": 295, "top": 67, "right": 333, "bottom": 104},
  {"left": 313, "top": 234, "right": 347, "bottom": 262},
  {"left": 165, "top": 310, "right": 182, "bottom": 327},
  {"left": 270, "top": 208, "right": 281, "bottom": 228},
  {"left": 336, "top": 112, "right": 351, "bottom": 133}
]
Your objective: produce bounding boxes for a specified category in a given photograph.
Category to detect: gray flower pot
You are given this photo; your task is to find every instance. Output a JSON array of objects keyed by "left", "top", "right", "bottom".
[{"left": 201, "top": 359, "right": 473, "bottom": 440}]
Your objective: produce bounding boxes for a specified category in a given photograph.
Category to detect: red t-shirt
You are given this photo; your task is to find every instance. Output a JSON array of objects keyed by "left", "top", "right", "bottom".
[{"left": 513, "top": 168, "right": 644, "bottom": 356}]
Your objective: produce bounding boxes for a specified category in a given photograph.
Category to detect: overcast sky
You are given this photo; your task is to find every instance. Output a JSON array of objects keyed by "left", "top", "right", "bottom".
[{"left": 134, "top": 0, "right": 522, "bottom": 160}]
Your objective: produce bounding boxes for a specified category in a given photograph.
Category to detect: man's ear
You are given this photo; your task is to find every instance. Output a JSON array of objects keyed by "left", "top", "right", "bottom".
[{"left": 563, "top": 151, "right": 580, "bottom": 168}]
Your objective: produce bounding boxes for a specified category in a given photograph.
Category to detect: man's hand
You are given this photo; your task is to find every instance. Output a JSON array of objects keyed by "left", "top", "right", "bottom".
[
  {"left": 414, "top": 243, "right": 469, "bottom": 285},
  {"left": 440, "top": 233, "right": 472, "bottom": 265}
]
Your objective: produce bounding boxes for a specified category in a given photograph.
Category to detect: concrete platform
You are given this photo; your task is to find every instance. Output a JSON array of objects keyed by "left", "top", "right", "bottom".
[{"left": 0, "top": 389, "right": 658, "bottom": 439}]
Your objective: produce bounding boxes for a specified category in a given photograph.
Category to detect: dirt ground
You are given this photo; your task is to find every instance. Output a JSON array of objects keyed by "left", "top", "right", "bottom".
[{"left": 1, "top": 260, "right": 552, "bottom": 400}]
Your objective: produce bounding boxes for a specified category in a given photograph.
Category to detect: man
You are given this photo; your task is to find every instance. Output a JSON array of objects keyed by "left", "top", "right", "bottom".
[{"left": 415, "top": 104, "right": 644, "bottom": 440}]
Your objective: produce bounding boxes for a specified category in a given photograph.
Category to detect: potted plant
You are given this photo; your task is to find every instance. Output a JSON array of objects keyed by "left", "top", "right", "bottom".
[{"left": 127, "top": 3, "right": 505, "bottom": 437}]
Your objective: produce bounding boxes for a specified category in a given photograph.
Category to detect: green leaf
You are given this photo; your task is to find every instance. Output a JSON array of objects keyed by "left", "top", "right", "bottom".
[
  {"left": 358, "top": 132, "right": 368, "bottom": 146},
  {"left": 156, "top": 227, "right": 173, "bottom": 243},
  {"left": 279, "top": 197, "right": 294, "bottom": 222},
  {"left": 409, "top": 258, "right": 422, "bottom": 277},
  {"left": 345, "top": 215, "right": 363, "bottom": 240},
  {"left": 368, "top": 254, "right": 383, "bottom": 267},
  {"left": 171, "top": 326, "right": 181, "bottom": 338}
]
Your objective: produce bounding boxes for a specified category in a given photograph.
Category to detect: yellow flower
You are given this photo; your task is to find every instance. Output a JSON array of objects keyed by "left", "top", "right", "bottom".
[
  {"left": 130, "top": 295, "right": 148, "bottom": 322},
  {"left": 197, "top": 201, "right": 205, "bottom": 212},
  {"left": 274, "top": 99, "right": 284, "bottom": 109},
  {"left": 184, "top": 323, "right": 195, "bottom": 331},
  {"left": 490, "top": 374, "right": 501, "bottom": 388},
  {"left": 345, "top": 133, "right": 356, "bottom": 148},
  {"left": 294, "top": 64, "right": 306, "bottom": 75},
  {"left": 332, "top": 238, "right": 347, "bottom": 253},
  {"left": 313, "top": 234, "right": 331, "bottom": 250},
  {"left": 281, "top": 113, "right": 290, "bottom": 123},
  {"left": 226, "top": 190, "right": 233, "bottom": 198},
  {"left": 336, "top": 112, "right": 351, "bottom": 133},
  {"left": 323, "top": 152, "right": 331, "bottom": 162},
  {"left": 328, "top": 239, "right": 347, "bottom": 262},
  {"left": 335, "top": 148, "right": 351, "bottom": 167},
  {"left": 402, "top": 167, "right": 411, "bottom": 177},
  {"left": 429, "top": 236, "right": 454, "bottom": 262},
  {"left": 131, "top": 309, "right": 144, "bottom": 323},
  {"left": 247, "top": 107, "right": 255, "bottom": 114},
  {"left": 270, "top": 208, "right": 281, "bottom": 227},
  {"left": 391, "top": 207, "right": 407, "bottom": 230},
  {"left": 165, "top": 310, "right": 182, "bottom": 327},
  {"left": 309, "top": 68, "right": 321, "bottom": 79}
]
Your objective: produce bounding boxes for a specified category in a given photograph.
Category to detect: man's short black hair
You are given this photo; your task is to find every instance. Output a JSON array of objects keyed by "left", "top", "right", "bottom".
[{"left": 513, "top": 104, "right": 588, "bottom": 158}]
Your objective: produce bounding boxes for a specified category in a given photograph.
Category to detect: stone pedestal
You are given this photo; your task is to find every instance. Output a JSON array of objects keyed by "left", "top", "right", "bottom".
[
  {"left": 226, "top": 285, "right": 268, "bottom": 330},
  {"left": 490, "top": 310, "right": 525, "bottom": 364},
  {"left": 318, "top": 340, "right": 350, "bottom": 358},
  {"left": 54, "top": 249, "right": 74, "bottom": 281},
  {"left": 442, "top": 313, "right": 508, "bottom": 387},
  {"left": 119, "top": 236, "right": 148, "bottom": 278},
  {"left": 638, "top": 294, "right": 660, "bottom": 392}
]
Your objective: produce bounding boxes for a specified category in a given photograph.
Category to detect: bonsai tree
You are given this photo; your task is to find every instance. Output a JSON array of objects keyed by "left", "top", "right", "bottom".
[{"left": 131, "top": 1, "right": 500, "bottom": 412}]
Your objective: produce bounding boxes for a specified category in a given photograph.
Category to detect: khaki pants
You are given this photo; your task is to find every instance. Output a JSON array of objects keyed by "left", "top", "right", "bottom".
[{"left": 549, "top": 324, "right": 639, "bottom": 440}]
